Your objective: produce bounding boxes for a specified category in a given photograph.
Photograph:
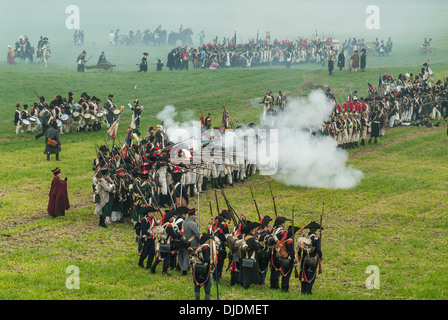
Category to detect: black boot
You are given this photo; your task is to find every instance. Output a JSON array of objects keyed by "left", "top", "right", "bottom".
[
  {"left": 150, "top": 260, "right": 159, "bottom": 274},
  {"left": 270, "top": 278, "right": 279, "bottom": 290},
  {"left": 361, "top": 139, "right": 365, "bottom": 146},
  {"left": 162, "top": 268, "right": 171, "bottom": 276},
  {"left": 202, "top": 177, "right": 208, "bottom": 191},
  {"left": 146, "top": 259, "right": 153, "bottom": 270},
  {"left": 189, "top": 184, "right": 195, "bottom": 197},
  {"left": 219, "top": 177, "right": 224, "bottom": 189},
  {"left": 47, "top": 154, "right": 50, "bottom": 161},
  {"left": 99, "top": 215, "right": 107, "bottom": 228},
  {"left": 56, "top": 153, "right": 61, "bottom": 161}
]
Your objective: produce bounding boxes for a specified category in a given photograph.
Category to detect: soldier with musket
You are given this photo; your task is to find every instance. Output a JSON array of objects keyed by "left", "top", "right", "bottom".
[
  {"left": 168, "top": 165, "right": 189, "bottom": 207},
  {"left": 131, "top": 169, "right": 156, "bottom": 223},
  {"left": 170, "top": 206, "right": 189, "bottom": 271},
  {"left": 237, "top": 221, "right": 261, "bottom": 289},
  {"left": 110, "top": 167, "right": 128, "bottom": 223},
  {"left": 269, "top": 216, "right": 289, "bottom": 290},
  {"left": 271, "top": 216, "right": 299, "bottom": 292},
  {"left": 137, "top": 204, "right": 158, "bottom": 269},
  {"left": 150, "top": 209, "right": 181, "bottom": 276},
  {"left": 228, "top": 215, "right": 246, "bottom": 286},
  {"left": 191, "top": 233, "right": 212, "bottom": 300},
  {"left": 206, "top": 211, "right": 230, "bottom": 281},
  {"left": 254, "top": 215, "right": 274, "bottom": 285},
  {"left": 297, "top": 221, "right": 323, "bottom": 294},
  {"left": 368, "top": 106, "right": 381, "bottom": 144}
]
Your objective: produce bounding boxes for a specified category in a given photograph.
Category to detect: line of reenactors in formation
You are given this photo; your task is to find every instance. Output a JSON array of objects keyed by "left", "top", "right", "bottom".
[
  {"left": 321, "top": 68, "right": 448, "bottom": 147},
  {"left": 13, "top": 91, "right": 145, "bottom": 136},
  {"left": 133, "top": 203, "right": 323, "bottom": 299},
  {"left": 90, "top": 113, "right": 258, "bottom": 228}
]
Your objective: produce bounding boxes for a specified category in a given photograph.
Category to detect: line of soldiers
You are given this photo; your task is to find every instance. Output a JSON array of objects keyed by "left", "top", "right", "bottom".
[
  {"left": 177, "top": 35, "right": 340, "bottom": 70},
  {"left": 14, "top": 92, "right": 145, "bottom": 137},
  {"left": 320, "top": 68, "right": 448, "bottom": 147},
  {"left": 132, "top": 199, "right": 324, "bottom": 298},
  {"left": 13, "top": 96, "right": 64, "bottom": 136},
  {"left": 90, "top": 113, "right": 260, "bottom": 228}
]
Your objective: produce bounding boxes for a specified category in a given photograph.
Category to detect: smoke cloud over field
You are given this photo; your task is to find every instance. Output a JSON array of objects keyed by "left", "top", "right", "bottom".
[
  {"left": 156, "top": 90, "right": 363, "bottom": 190},
  {"left": 263, "top": 90, "right": 364, "bottom": 189}
]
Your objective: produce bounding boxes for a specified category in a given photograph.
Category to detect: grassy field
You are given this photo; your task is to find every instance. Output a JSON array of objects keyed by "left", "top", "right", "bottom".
[{"left": 1, "top": 39, "right": 448, "bottom": 300}]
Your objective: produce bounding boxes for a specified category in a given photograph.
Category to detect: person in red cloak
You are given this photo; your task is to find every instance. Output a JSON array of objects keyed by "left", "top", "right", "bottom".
[{"left": 47, "top": 167, "right": 70, "bottom": 217}]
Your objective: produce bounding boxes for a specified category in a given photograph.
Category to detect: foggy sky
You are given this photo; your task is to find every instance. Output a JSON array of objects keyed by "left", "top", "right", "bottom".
[{"left": 1, "top": 0, "right": 447, "bottom": 47}]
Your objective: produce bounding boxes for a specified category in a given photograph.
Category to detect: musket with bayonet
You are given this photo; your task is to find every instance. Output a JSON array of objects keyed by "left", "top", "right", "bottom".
[
  {"left": 269, "top": 183, "right": 278, "bottom": 218},
  {"left": 221, "top": 190, "right": 244, "bottom": 227},
  {"left": 319, "top": 200, "right": 324, "bottom": 274},
  {"left": 214, "top": 190, "right": 220, "bottom": 216},
  {"left": 134, "top": 178, "right": 163, "bottom": 218},
  {"left": 292, "top": 206, "right": 299, "bottom": 278},
  {"left": 95, "top": 143, "right": 113, "bottom": 169},
  {"left": 250, "top": 186, "right": 261, "bottom": 221}
]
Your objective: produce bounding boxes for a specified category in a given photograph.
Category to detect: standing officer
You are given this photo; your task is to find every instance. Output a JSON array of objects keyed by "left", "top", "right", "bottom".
[
  {"left": 104, "top": 94, "right": 116, "bottom": 128},
  {"left": 337, "top": 49, "right": 345, "bottom": 71},
  {"left": 328, "top": 53, "right": 334, "bottom": 76},
  {"left": 44, "top": 119, "right": 61, "bottom": 161},
  {"left": 139, "top": 52, "right": 149, "bottom": 72}
]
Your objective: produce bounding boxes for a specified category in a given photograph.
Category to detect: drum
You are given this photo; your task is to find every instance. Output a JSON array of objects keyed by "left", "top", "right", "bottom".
[
  {"left": 61, "top": 114, "right": 70, "bottom": 124},
  {"left": 83, "top": 113, "right": 92, "bottom": 124},
  {"left": 96, "top": 111, "right": 106, "bottom": 122},
  {"left": 22, "top": 119, "right": 30, "bottom": 130},
  {"left": 72, "top": 111, "right": 81, "bottom": 121},
  {"left": 28, "top": 116, "right": 38, "bottom": 126},
  {"left": 113, "top": 109, "right": 121, "bottom": 117},
  {"left": 56, "top": 119, "right": 62, "bottom": 128}
]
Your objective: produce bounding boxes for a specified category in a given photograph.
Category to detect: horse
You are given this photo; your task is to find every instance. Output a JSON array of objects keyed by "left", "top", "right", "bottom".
[
  {"left": 39, "top": 43, "right": 51, "bottom": 68},
  {"left": 158, "top": 30, "right": 167, "bottom": 46},
  {"left": 168, "top": 28, "right": 193, "bottom": 47}
]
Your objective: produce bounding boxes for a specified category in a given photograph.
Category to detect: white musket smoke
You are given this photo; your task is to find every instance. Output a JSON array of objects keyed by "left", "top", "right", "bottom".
[{"left": 262, "top": 89, "right": 363, "bottom": 189}]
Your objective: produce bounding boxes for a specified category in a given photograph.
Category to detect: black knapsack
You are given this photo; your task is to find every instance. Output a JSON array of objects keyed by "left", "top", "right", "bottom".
[{"left": 134, "top": 222, "right": 141, "bottom": 235}]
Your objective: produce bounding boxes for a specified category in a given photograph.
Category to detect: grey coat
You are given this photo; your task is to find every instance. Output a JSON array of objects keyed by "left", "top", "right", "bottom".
[
  {"left": 178, "top": 216, "right": 200, "bottom": 271},
  {"left": 183, "top": 216, "right": 200, "bottom": 247},
  {"left": 44, "top": 127, "right": 61, "bottom": 155},
  {"left": 93, "top": 176, "right": 113, "bottom": 215}
]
